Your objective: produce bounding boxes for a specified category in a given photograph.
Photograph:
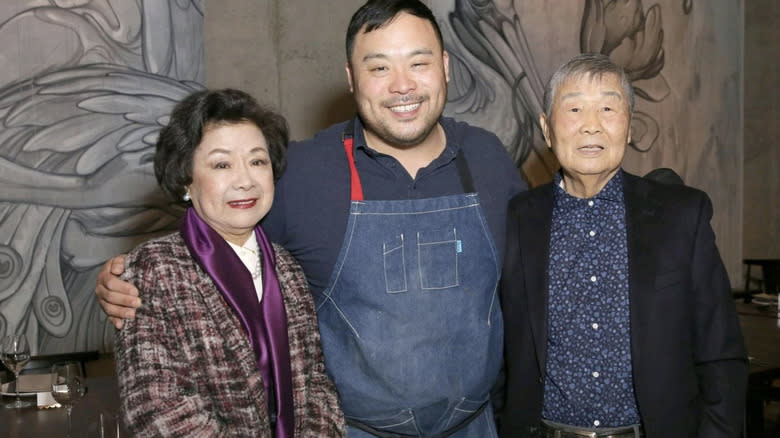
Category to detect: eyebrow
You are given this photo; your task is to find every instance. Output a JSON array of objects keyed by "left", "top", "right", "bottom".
[
  {"left": 206, "top": 146, "right": 268, "bottom": 156},
  {"left": 362, "top": 48, "right": 434, "bottom": 63},
  {"left": 560, "top": 91, "right": 623, "bottom": 101}
]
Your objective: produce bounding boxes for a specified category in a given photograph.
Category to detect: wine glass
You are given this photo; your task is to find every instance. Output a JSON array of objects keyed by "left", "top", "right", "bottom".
[
  {"left": 1, "top": 334, "right": 33, "bottom": 409},
  {"left": 51, "top": 361, "right": 87, "bottom": 437}
]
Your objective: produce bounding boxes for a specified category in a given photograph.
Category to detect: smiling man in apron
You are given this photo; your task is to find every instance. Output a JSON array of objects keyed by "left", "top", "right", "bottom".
[
  {"left": 94, "top": 1, "right": 526, "bottom": 436},
  {"left": 263, "top": 2, "right": 525, "bottom": 436}
]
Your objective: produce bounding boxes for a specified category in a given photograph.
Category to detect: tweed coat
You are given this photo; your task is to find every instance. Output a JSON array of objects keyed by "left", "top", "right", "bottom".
[
  {"left": 115, "top": 232, "right": 345, "bottom": 437},
  {"left": 500, "top": 171, "right": 748, "bottom": 437}
]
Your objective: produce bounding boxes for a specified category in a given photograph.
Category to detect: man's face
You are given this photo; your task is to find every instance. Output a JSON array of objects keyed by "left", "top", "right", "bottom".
[
  {"left": 346, "top": 12, "right": 449, "bottom": 150},
  {"left": 540, "top": 73, "right": 631, "bottom": 184}
]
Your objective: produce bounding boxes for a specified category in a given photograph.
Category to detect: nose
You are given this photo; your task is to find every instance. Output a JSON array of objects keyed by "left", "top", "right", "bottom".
[
  {"left": 581, "top": 110, "right": 602, "bottom": 135},
  {"left": 233, "top": 163, "right": 255, "bottom": 190},
  {"left": 389, "top": 68, "right": 416, "bottom": 95}
]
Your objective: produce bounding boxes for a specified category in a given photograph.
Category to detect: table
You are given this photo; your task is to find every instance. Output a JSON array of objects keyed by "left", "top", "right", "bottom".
[
  {"left": 0, "top": 376, "right": 128, "bottom": 437},
  {"left": 737, "top": 302, "right": 780, "bottom": 437},
  {"left": 738, "top": 302, "right": 780, "bottom": 358}
]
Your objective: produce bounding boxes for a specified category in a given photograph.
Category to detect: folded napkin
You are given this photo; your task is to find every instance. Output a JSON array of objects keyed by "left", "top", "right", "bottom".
[
  {"left": 752, "top": 293, "right": 779, "bottom": 308},
  {"left": 3, "top": 373, "right": 54, "bottom": 393}
]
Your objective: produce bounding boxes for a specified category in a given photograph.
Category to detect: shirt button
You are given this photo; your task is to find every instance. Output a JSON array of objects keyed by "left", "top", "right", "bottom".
[
  {"left": 588, "top": 200, "right": 594, "bottom": 207},
  {"left": 590, "top": 275, "right": 597, "bottom": 282},
  {"left": 594, "top": 420, "right": 601, "bottom": 427},
  {"left": 592, "top": 371, "right": 599, "bottom": 378},
  {"left": 589, "top": 230, "right": 596, "bottom": 237},
  {"left": 592, "top": 323, "right": 599, "bottom": 330}
]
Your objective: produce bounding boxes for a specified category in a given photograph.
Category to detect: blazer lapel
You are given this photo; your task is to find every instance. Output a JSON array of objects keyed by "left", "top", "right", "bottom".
[
  {"left": 193, "top": 261, "right": 265, "bottom": 390},
  {"left": 622, "top": 172, "right": 660, "bottom": 367},
  {"left": 519, "top": 186, "right": 554, "bottom": 372}
]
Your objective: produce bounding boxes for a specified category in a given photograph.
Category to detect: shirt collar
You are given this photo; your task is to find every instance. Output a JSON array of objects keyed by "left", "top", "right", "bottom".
[
  {"left": 554, "top": 169, "right": 624, "bottom": 205},
  {"left": 227, "top": 230, "right": 259, "bottom": 256}
]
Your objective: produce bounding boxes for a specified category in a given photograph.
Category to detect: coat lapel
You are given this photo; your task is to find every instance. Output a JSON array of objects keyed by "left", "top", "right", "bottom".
[
  {"left": 622, "top": 172, "right": 661, "bottom": 368},
  {"left": 520, "top": 185, "right": 554, "bottom": 372},
  {"left": 191, "top": 259, "right": 269, "bottom": 413}
]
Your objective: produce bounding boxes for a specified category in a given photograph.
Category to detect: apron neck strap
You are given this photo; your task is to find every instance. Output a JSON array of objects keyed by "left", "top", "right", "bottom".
[
  {"left": 454, "top": 147, "right": 475, "bottom": 194},
  {"left": 342, "top": 118, "right": 365, "bottom": 201},
  {"left": 342, "top": 118, "right": 476, "bottom": 200}
]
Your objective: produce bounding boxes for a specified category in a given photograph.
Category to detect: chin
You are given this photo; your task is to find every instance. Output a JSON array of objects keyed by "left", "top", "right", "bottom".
[
  {"left": 230, "top": 212, "right": 265, "bottom": 228},
  {"left": 391, "top": 125, "right": 436, "bottom": 146}
]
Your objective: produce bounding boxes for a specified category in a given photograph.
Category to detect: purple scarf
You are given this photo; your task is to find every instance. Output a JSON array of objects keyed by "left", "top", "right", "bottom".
[{"left": 180, "top": 208, "right": 294, "bottom": 437}]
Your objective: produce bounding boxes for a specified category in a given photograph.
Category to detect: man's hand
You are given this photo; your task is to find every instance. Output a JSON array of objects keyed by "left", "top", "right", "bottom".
[{"left": 95, "top": 255, "right": 142, "bottom": 329}]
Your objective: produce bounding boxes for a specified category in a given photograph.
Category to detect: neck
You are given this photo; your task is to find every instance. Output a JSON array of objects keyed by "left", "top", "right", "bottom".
[
  {"left": 224, "top": 233, "right": 253, "bottom": 247},
  {"left": 561, "top": 170, "right": 619, "bottom": 198},
  {"left": 363, "top": 124, "right": 446, "bottom": 179}
]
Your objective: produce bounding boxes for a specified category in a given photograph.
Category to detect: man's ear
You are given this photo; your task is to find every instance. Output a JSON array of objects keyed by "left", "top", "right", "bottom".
[
  {"left": 345, "top": 62, "right": 354, "bottom": 93},
  {"left": 539, "top": 113, "right": 552, "bottom": 149},
  {"left": 627, "top": 124, "right": 632, "bottom": 145},
  {"left": 443, "top": 50, "right": 450, "bottom": 83}
]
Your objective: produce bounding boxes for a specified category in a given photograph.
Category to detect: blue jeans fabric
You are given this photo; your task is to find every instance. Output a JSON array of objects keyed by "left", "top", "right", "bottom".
[
  {"left": 316, "top": 193, "right": 502, "bottom": 437},
  {"left": 345, "top": 401, "right": 497, "bottom": 438}
]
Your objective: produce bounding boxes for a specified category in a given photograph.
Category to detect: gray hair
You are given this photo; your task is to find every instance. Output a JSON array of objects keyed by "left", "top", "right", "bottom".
[{"left": 543, "top": 53, "right": 634, "bottom": 116}]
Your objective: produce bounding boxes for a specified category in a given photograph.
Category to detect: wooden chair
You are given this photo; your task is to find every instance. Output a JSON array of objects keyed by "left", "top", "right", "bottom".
[{"left": 736, "top": 259, "right": 780, "bottom": 303}]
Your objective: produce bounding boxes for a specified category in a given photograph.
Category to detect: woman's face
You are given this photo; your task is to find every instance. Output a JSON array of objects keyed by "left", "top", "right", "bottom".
[{"left": 186, "top": 121, "right": 274, "bottom": 246}]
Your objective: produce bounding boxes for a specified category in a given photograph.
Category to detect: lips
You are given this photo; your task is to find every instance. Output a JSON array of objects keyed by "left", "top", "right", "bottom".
[
  {"left": 576, "top": 144, "right": 606, "bottom": 156},
  {"left": 227, "top": 199, "right": 257, "bottom": 209}
]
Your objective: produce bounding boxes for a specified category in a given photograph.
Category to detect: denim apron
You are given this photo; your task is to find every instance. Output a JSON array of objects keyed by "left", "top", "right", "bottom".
[{"left": 316, "top": 121, "right": 502, "bottom": 437}]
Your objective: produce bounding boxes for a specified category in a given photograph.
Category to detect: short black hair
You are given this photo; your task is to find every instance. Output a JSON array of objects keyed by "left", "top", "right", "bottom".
[
  {"left": 154, "top": 88, "right": 288, "bottom": 203},
  {"left": 346, "top": 0, "right": 443, "bottom": 64}
]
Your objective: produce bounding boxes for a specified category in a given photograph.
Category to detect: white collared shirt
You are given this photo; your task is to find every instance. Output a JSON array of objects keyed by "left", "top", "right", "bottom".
[{"left": 227, "top": 231, "right": 264, "bottom": 303}]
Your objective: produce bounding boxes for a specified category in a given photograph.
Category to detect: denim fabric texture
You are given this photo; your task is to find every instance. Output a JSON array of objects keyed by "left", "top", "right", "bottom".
[{"left": 317, "top": 192, "right": 502, "bottom": 437}]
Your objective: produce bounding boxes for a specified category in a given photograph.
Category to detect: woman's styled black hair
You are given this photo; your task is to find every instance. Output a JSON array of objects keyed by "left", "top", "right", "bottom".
[{"left": 154, "top": 88, "right": 289, "bottom": 203}]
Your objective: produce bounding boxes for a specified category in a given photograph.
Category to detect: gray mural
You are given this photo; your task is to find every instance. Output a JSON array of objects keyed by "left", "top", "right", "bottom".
[
  {"left": 0, "top": 0, "right": 743, "bottom": 354},
  {"left": 0, "top": 0, "right": 204, "bottom": 354},
  {"left": 436, "top": 0, "right": 679, "bottom": 185},
  {"left": 433, "top": 0, "right": 742, "bottom": 282}
]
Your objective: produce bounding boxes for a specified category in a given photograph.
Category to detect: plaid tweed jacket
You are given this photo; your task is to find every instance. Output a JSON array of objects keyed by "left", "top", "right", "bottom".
[{"left": 115, "top": 232, "right": 345, "bottom": 437}]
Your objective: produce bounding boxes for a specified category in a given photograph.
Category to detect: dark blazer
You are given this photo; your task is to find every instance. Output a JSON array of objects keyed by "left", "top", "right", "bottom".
[{"left": 500, "top": 171, "right": 748, "bottom": 438}]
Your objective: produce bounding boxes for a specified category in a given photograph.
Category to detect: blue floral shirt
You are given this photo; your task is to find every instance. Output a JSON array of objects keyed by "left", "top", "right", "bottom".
[{"left": 542, "top": 171, "right": 641, "bottom": 428}]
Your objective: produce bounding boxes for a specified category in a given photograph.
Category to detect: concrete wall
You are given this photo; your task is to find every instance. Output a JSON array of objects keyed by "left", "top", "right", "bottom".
[{"left": 204, "top": 0, "right": 364, "bottom": 140}]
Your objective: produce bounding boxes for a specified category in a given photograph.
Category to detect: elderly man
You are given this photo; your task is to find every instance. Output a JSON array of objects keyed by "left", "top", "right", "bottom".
[{"left": 500, "top": 53, "right": 747, "bottom": 437}]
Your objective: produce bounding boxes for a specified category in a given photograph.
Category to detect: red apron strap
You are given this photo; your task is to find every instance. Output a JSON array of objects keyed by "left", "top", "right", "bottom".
[{"left": 342, "top": 119, "right": 364, "bottom": 201}]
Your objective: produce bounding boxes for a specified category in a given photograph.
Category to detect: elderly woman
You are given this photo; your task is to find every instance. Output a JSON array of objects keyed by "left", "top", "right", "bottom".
[{"left": 114, "top": 89, "right": 345, "bottom": 437}]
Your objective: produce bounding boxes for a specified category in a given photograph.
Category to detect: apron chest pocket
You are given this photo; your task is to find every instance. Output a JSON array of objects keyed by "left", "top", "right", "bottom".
[
  {"left": 417, "top": 227, "right": 460, "bottom": 290},
  {"left": 382, "top": 228, "right": 461, "bottom": 294}
]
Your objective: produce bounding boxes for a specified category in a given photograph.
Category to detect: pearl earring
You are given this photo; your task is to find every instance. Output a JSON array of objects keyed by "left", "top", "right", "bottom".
[{"left": 183, "top": 191, "right": 191, "bottom": 202}]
